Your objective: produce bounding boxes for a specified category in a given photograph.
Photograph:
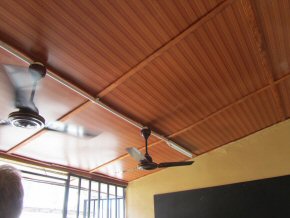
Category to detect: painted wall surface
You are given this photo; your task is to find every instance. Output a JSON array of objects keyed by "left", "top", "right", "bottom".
[{"left": 126, "top": 120, "right": 290, "bottom": 218}]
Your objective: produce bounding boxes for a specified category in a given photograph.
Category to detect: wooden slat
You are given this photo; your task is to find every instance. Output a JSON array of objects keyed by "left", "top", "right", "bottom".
[
  {"left": 241, "top": 0, "right": 286, "bottom": 121},
  {"left": 97, "top": 0, "right": 234, "bottom": 97},
  {"left": 90, "top": 74, "right": 290, "bottom": 175},
  {"left": 0, "top": 0, "right": 289, "bottom": 183},
  {"left": 0, "top": 0, "right": 223, "bottom": 95},
  {"left": 253, "top": 0, "right": 290, "bottom": 80},
  {"left": 171, "top": 88, "right": 281, "bottom": 154},
  {"left": 103, "top": 0, "right": 269, "bottom": 136}
]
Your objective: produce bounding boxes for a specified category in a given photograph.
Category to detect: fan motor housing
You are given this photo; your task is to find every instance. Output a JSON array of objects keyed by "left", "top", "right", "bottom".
[
  {"left": 138, "top": 162, "right": 158, "bottom": 170},
  {"left": 8, "top": 110, "right": 45, "bottom": 129}
]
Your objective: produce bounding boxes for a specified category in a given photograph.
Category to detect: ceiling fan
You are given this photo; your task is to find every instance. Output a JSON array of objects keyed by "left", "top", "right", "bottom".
[
  {"left": 126, "top": 127, "right": 194, "bottom": 170},
  {"left": 0, "top": 62, "right": 97, "bottom": 138}
]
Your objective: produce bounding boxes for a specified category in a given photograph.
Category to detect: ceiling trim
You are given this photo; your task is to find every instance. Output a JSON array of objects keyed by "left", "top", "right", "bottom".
[
  {"left": 7, "top": 100, "right": 92, "bottom": 154},
  {"left": 96, "top": 0, "right": 235, "bottom": 98}
]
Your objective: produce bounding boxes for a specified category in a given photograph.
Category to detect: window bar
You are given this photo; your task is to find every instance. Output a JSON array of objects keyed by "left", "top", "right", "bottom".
[
  {"left": 107, "top": 184, "right": 109, "bottom": 218},
  {"left": 93, "top": 199, "right": 96, "bottom": 218},
  {"left": 102, "top": 200, "right": 105, "bottom": 218},
  {"left": 117, "top": 198, "right": 120, "bottom": 218},
  {"left": 115, "top": 186, "right": 117, "bottom": 218},
  {"left": 21, "top": 170, "right": 67, "bottom": 181},
  {"left": 98, "top": 182, "right": 101, "bottom": 218},
  {"left": 84, "top": 200, "right": 87, "bottom": 218},
  {"left": 63, "top": 174, "right": 71, "bottom": 218},
  {"left": 77, "top": 177, "right": 82, "bottom": 218},
  {"left": 88, "top": 180, "right": 92, "bottom": 218},
  {"left": 123, "top": 188, "right": 126, "bottom": 218}
]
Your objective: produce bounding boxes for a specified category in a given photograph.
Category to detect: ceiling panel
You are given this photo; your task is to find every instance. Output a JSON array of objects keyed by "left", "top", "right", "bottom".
[
  {"left": 0, "top": 47, "right": 86, "bottom": 151},
  {"left": 103, "top": 0, "right": 269, "bottom": 136},
  {"left": 253, "top": 0, "right": 290, "bottom": 80},
  {"left": 96, "top": 142, "right": 188, "bottom": 181},
  {"left": 0, "top": 0, "right": 288, "bottom": 183},
  {"left": 171, "top": 88, "right": 280, "bottom": 154},
  {"left": 0, "top": 0, "right": 222, "bottom": 95},
  {"left": 15, "top": 103, "right": 158, "bottom": 170}
]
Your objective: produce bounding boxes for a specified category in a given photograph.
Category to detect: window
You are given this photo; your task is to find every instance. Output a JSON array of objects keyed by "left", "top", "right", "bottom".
[
  {"left": 66, "top": 175, "right": 126, "bottom": 218},
  {"left": 20, "top": 170, "right": 67, "bottom": 218},
  {"left": 0, "top": 159, "right": 126, "bottom": 218}
]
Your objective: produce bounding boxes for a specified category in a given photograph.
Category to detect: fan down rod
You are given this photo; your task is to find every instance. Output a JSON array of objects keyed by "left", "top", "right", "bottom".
[{"left": 0, "top": 40, "right": 193, "bottom": 158}]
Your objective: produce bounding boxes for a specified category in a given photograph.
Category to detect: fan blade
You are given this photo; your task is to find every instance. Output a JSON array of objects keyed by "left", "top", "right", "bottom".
[
  {"left": 3, "top": 64, "right": 40, "bottom": 113},
  {"left": 44, "top": 121, "right": 99, "bottom": 138},
  {"left": 0, "top": 119, "right": 11, "bottom": 126},
  {"left": 126, "top": 147, "right": 146, "bottom": 162},
  {"left": 158, "top": 161, "right": 194, "bottom": 168}
]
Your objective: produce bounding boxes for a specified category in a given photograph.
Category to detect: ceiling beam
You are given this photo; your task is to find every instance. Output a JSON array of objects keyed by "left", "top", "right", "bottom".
[
  {"left": 7, "top": 100, "right": 92, "bottom": 154},
  {"left": 91, "top": 73, "right": 290, "bottom": 172},
  {"left": 241, "top": 0, "right": 286, "bottom": 121},
  {"left": 96, "top": 0, "right": 235, "bottom": 98}
]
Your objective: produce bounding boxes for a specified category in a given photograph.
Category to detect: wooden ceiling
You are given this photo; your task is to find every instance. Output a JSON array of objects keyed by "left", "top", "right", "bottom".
[{"left": 0, "top": 0, "right": 289, "bottom": 184}]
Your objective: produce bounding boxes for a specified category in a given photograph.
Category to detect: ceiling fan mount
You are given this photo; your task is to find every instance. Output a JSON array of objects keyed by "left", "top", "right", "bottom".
[
  {"left": 141, "top": 126, "right": 151, "bottom": 140},
  {"left": 28, "top": 62, "right": 47, "bottom": 80}
]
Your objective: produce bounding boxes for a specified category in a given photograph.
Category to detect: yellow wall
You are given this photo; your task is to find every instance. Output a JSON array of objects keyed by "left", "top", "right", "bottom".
[{"left": 126, "top": 120, "right": 290, "bottom": 218}]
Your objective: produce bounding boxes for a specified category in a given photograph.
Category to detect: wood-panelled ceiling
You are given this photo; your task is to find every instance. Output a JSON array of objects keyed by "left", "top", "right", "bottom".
[{"left": 0, "top": 0, "right": 289, "bottom": 183}]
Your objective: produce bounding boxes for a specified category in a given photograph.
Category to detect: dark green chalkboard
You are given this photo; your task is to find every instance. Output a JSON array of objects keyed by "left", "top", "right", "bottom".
[{"left": 154, "top": 175, "right": 290, "bottom": 218}]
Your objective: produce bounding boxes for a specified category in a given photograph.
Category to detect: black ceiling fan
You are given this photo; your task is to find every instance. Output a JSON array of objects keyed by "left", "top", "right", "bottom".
[
  {"left": 126, "top": 127, "right": 194, "bottom": 170},
  {"left": 0, "top": 62, "right": 97, "bottom": 138}
]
